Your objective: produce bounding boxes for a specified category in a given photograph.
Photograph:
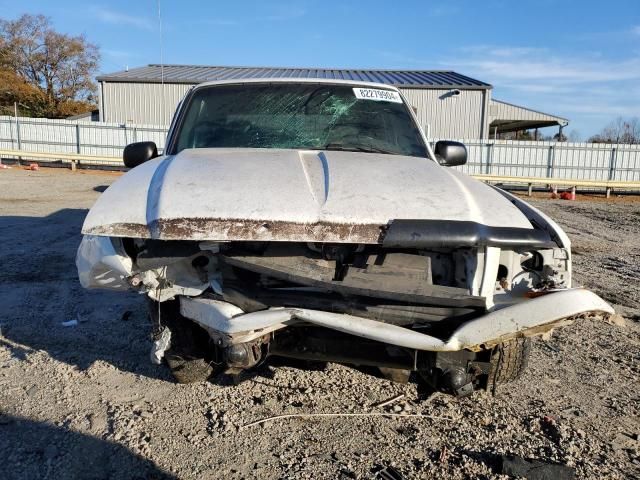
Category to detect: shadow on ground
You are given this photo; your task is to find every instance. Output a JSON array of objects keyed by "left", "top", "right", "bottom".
[
  {"left": 0, "top": 209, "right": 170, "bottom": 382},
  {"left": 0, "top": 413, "right": 175, "bottom": 480}
]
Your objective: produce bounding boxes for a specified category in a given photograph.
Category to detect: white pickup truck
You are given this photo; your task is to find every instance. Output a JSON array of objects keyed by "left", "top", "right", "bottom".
[{"left": 77, "top": 79, "right": 613, "bottom": 396}]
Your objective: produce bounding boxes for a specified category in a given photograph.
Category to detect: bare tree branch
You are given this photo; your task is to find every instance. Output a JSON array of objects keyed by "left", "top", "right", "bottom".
[{"left": 589, "top": 117, "right": 640, "bottom": 144}]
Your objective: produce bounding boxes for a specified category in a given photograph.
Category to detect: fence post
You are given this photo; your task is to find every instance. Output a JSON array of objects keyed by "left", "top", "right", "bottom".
[
  {"left": 486, "top": 142, "right": 494, "bottom": 174},
  {"left": 15, "top": 116, "right": 21, "bottom": 149},
  {"left": 75, "top": 124, "right": 81, "bottom": 154},
  {"left": 8, "top": 117, "right": 15, "bottom": 149},
  {"left": 133, "top": 127, "right": 138, "bottom": 143},
  {"left": 15, "top": 115, "right": 22, "bottom": 165},
  {"left": 546, "top": 145, "right": 555, "bottom": 178},
  {"left": 608, "top": 147, "right": 617, "bottom": 181}
]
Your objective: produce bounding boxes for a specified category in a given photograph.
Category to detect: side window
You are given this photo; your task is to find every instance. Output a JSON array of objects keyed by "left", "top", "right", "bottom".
[{"left": 176, "top": 98, "right": 206, "bottom": 151}]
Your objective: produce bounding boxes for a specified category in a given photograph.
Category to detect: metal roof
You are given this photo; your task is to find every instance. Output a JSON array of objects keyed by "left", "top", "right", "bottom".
[
  {"left": 97, "top": 64, "right": 492, "bottom": 90},
  {"left": 489, "top": 99, "right": 568, "bottom": 133},
  {"left": 491, "top": 99, "right": 568, "bottom": 123}
]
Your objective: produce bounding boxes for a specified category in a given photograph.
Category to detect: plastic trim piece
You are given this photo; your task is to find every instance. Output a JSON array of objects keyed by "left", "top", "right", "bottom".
[{"left": 382, "top": 219, "right": 557, "bottom": 249}]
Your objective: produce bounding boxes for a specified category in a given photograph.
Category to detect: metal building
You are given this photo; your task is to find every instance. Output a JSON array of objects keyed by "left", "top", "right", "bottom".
[{"left": 97, "top": 65, "right": 568, "bottom": 139}]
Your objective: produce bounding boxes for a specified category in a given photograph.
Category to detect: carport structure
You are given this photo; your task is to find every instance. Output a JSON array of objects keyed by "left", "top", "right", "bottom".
[{"left": 488, "top": 99, "right": 569, "bottom": 138}]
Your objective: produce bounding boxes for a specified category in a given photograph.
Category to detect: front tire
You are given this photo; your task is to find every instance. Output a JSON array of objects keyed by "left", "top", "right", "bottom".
[
  {"left": 164, "top": 321, "right": 216, "bottom": 384},
  {"left": 487, "top": 337, "right": 531, "bottom": 393},
  {"left": 148, "top": 298, "right": 220, "bottom": 384}
]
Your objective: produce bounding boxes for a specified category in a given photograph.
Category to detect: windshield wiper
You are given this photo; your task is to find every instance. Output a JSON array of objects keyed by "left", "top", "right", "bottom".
[{"left": 321, "top": 143, "right": 397, "bottom": 155}]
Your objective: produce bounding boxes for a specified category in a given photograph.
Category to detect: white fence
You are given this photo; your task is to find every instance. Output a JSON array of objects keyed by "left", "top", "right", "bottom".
[
  {"left": 0, "top": 115, "right": 166, "bottom": 164},
  {"left": 1, "top": 116, "right": 639, "bottom": 183},
  {"left": 456, "top": 139, "right": 640, "bottom": 182}
]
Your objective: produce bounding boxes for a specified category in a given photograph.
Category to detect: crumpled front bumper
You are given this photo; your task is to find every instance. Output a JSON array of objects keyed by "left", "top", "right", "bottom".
[{"left": 180, "top": 288, "right": 614, "bottom": 351}]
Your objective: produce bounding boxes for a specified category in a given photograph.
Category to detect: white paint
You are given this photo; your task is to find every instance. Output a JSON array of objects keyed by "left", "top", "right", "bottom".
[
  {"left": 179, "top": 298, "right": 245, "bottom": 330},
  {"left": 82, "top": 148, "right": 534, "bottom": 241},
  {"left": 298, "top": 151, "right": 329, "bottom": 206},
  {"left": 493, "top": 186, "right": 571, "bottom": 249},
  {"left": 451, "top": 288, "right": 612, "bottom": 348},
  {"left": 479, "top": 246, "right": 501, "bottom": 308},
  {"left": 75, "top": 235, "right": 133, "bottom": 289},
  {"left": 179, "top": 289, "right": 613, "bottom": 351},
  {"left": 179, "top": 298, "right": 289, "bottom": 345}
]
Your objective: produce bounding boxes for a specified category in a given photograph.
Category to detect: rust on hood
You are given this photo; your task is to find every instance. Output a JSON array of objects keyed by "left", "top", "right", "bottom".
[
  {"left": 84, "top": 222, "right": 151, "bottom": 238},
  {"left": 83, "top": 217, "right": 389, "bottom": 244}
]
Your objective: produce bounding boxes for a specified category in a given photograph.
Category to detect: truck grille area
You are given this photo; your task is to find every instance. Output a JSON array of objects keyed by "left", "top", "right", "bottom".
[{"left": 214, "top": 242, "right": 485, "bottom": 327}]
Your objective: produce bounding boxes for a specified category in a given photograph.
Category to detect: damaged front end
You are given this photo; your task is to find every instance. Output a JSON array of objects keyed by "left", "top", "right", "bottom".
[
  {"left": 77, "top": 215, "right": 613, "bottom": 396},
  {"left": 76, "top": 80, "right": 615, "bottom": 396}
]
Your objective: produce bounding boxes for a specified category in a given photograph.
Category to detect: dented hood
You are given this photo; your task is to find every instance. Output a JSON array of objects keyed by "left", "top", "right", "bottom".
[{"left": 82, "top": 148, "right": 534, "bottom": 243}]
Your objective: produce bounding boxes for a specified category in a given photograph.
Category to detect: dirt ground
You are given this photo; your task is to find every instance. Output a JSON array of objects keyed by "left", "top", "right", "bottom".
[{"left": 0, "top": 167, "right": 638, "bottom": 479}]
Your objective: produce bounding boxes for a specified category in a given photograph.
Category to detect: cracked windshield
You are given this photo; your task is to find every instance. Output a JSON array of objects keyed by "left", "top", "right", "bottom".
[{"left": 175, "top": 83, "right": 427, "bottom": 157}]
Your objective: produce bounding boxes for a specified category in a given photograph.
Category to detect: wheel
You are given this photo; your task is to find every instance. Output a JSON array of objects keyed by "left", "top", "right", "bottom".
[
  {"left": 487, "top": 337, "right": 531, "bottom": 393},
  {"left": 148, "top": 298, "right": 221, "bottom": 384},
  {"left": 164, "top": 321, "right": 217, "bottom": 384}
]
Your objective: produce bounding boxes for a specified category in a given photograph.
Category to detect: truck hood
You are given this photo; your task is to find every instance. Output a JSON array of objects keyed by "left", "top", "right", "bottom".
[{"left": 82, "top": 148, "right": 535, "bottom": 243}]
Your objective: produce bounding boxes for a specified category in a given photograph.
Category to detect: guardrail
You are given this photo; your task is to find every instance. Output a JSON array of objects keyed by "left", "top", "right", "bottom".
[
  {"left": 0, "top": 148, "right": 123, "bottom": 169},
  {"left": 473, "top": 174, "right": 640, "bottom": 198},
  {"left": 2, "top": 148, "right": 640, "bottom": 196}
]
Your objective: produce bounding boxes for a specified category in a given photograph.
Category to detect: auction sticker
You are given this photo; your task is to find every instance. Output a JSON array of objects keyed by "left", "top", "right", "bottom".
[{"left": 353, "top": 88, "right": 402, "bottom": 103}]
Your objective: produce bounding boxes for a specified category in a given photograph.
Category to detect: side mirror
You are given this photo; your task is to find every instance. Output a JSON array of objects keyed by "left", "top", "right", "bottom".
[
  {"left": 123, "top": 141, "right": 158, "bottom": 169},
  {"left": 434, "top": 140, "right": 467, "bottom": 166}
]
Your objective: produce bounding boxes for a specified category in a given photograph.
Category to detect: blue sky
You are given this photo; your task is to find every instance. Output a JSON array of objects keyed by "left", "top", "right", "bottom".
[{"left": 5, "top": 0, "right": 640, "bottom": 137}]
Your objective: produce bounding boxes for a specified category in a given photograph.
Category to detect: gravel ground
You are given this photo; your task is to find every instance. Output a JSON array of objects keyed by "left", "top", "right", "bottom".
[{"left": 0, "top": 167, "right": 638, "bottom": 479}]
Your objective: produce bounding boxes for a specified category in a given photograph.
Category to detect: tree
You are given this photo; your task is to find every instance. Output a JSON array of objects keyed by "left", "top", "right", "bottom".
[
  {"left": 567, "top": 129, "right": 581, "bottom": 142},
  {"left": 0, "top": 14, "right": 99, "bottom": 118},
  {"left": 0, "top": 68, "right": 46, "bottom": 116},
  {"left": 500, "top": 129, "right": 536, "bottom": 141},
  {"left": 518, "top": 130, "right": 535, "bottom": 141},
  {"left": 553, "top": 131, "right": 567, "bottom": 142},
  {"left": 588, "top": 117, "right": 640, "bottom": 144}
]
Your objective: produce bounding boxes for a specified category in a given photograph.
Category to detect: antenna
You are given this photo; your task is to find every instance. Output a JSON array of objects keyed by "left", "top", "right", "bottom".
[{"left": 157, "top": 0, "right": 165, "bottom": 125}]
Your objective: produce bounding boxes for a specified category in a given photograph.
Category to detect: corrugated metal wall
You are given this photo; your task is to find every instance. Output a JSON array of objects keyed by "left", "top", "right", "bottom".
[
  {"left": 400, "top": 88, "right": 487, "bottom": 139},
  {"left": 101, "top": 81, "right": 489, "bottom": 139},
  {"left": 101, "top": 82, "right": 192, "bottom": 125}
]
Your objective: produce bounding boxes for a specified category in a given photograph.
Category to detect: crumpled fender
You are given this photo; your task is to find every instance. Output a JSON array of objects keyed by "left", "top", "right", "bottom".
[
  {"left": 76, "top": 235, "right": 133, "bottom": 290},
  {"left": 492, "top": 186, "right": 572, "bottom": 249}
]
